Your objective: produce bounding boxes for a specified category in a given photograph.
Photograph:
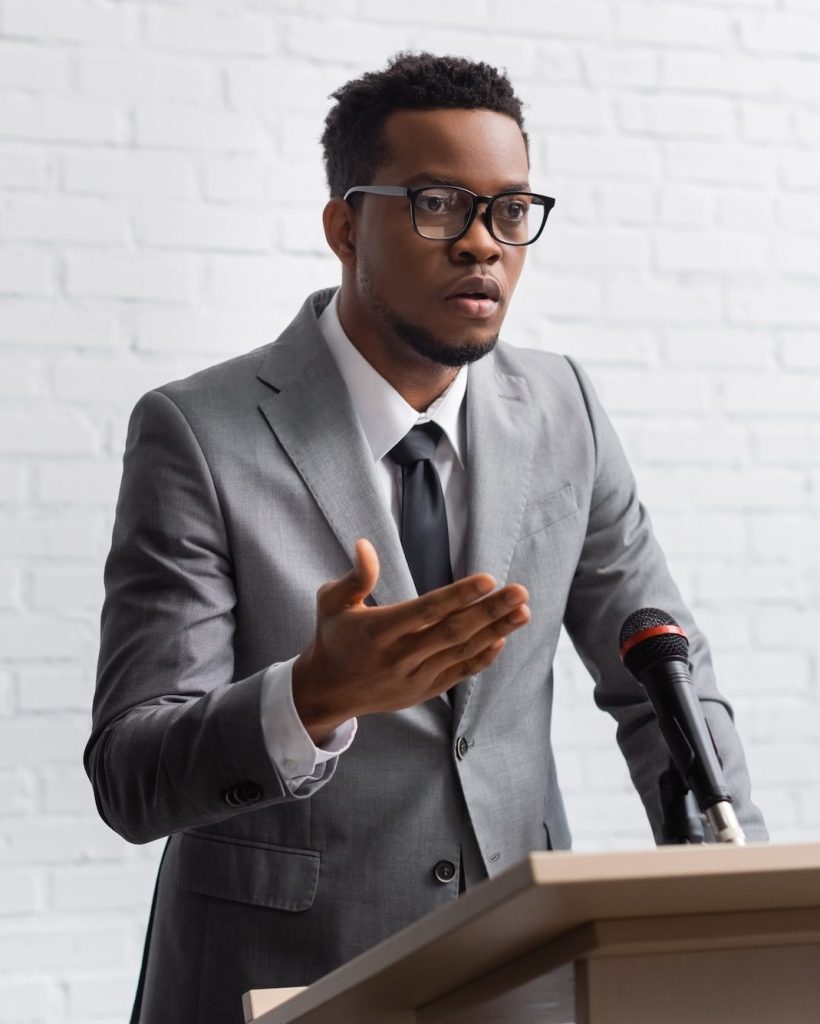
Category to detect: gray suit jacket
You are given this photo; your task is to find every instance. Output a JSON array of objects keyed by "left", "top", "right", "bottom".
[{"left": 86, "top": 289, "right": 765, "bottom": 1024}]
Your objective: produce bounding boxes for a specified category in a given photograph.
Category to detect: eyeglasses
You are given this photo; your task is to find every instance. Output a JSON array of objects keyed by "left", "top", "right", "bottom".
[{"left": 343, "top": 184, "right": 555, "bottom": 246}]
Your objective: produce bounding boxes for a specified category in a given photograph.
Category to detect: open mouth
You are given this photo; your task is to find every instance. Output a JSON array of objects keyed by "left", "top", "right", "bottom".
[
  {"left": 443, "top": 275, "right": 501, "bottom": 318},
  {"left": 445, "top": 291, "right": 499, "bottom": 318}
]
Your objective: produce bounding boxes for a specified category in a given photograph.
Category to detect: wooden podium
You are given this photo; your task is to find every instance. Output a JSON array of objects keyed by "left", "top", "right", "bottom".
[{"left": 244, "top": 843, "right": 820, "bottom": 1024}]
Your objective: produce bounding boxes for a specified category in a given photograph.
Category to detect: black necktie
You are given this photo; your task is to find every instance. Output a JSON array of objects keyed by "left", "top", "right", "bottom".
[
  {"left": 390, "top": 423, "right": 460, "bottom": 862},
  {"left": 388, "top": 422, "right": 453, "bottom": 595}
]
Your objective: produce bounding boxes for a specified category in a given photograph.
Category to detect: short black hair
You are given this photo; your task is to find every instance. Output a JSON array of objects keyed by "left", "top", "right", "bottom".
[{"left": 321, "top": 52, "right": 528, "bottom": 199}]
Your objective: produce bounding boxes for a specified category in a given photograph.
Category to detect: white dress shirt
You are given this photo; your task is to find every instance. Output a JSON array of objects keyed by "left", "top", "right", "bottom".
[{"left": 259, "top": 290, "right": 469, "bottom": 790}]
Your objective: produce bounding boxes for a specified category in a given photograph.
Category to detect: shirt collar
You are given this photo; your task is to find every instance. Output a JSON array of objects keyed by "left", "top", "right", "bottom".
[{"left": 317, "top": 290, "right": 467, "bottom": 466}]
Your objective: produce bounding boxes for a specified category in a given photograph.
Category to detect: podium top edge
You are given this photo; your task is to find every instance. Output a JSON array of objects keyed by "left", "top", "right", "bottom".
[{"left": 524, "top": 841, "right": 820, "bottom": 886}]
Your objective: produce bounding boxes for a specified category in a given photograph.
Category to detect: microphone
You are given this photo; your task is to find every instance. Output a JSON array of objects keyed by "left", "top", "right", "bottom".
[{"left": 619, "top": 608, "right": 746, "bottom": 846}]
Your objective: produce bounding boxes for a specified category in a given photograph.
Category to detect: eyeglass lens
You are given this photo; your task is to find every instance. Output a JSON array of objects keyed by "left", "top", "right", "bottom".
[{"left": 413, "top": 187, "right": 546, "bottom": 243}]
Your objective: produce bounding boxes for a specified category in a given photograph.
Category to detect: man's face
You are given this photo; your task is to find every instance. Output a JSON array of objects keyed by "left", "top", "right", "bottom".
[{"left": 347, "top": 108, "right": 531, "bottom": 368}]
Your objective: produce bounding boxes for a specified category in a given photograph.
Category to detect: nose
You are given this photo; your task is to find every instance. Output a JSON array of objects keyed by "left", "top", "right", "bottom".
[{"left": 449, "top": 204, "right": 502, "bottom": 264}]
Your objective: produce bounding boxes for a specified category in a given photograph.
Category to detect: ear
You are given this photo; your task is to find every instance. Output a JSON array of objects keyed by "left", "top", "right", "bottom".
[{"left": 323, "top": 197, "right": 357, "bottom": 266}]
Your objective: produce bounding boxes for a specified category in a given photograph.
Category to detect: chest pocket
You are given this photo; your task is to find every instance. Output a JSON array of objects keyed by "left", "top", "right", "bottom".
[{"left": 518, "top": 483, "right": 577, "bottom": 541}]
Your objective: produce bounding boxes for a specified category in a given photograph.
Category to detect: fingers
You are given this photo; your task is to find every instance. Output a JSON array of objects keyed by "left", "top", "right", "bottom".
[
  {"left": 318, "top": 538, "right": 380, "bottom": 611},
  {"left": 390, "top": 582, "right": 530, "bottom": 667},
  {"left": 432, "top": 638, "right": 507, "bottom": 693},
  {"left": 373, "top": 572, "right": 501, "bottom": 640},
  {"left": 412, "top": 602, "right": 531, "bottom": 685},
  {"left": 314, "top": 541, "right": 529, "bottom": 705},
  {"left": 351, "top": 538, "right": 380, "bottom": 600}
]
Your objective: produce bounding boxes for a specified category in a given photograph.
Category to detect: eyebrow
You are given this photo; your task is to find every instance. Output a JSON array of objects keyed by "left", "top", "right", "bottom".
[{"left": 404, "top": 173, "right": 533, "bottom": 192}]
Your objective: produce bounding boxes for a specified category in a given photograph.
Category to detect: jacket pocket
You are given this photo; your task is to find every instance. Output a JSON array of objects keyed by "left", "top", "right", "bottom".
[
  {"left": 518, "top": 483, "right": 577, "bottom": 541},
  {"left": 175, "top": 831, "right": 320, "bottom": 912}
]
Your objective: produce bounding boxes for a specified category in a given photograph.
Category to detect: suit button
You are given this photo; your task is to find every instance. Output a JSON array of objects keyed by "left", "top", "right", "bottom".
[
  {"left": 433, "top": 860, "right": 456, "bottom": 884},
  {"left": 455, "top": 736, "right": 469, "bottom": 760},
  {"left": 222, "top": 782, "right": 261, "bottom": 806}
]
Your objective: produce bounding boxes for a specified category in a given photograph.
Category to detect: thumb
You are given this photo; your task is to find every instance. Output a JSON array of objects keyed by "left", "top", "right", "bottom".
[{"left": 326, "top": 538, "right": 380, "bottom": 608}]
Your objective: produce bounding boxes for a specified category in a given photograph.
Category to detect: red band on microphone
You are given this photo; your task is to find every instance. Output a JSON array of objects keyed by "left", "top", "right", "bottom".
[{"left": 619, "top": 623, "right": 687, "bottom": 661}]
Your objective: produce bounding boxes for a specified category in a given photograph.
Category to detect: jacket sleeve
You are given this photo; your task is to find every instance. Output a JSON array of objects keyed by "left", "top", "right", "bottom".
[
  {"left": 561, "top": 358, "right": 767, "bottom": 843},
  {"left": 85, "top": 389, "right": 336, "bottom": 844}
]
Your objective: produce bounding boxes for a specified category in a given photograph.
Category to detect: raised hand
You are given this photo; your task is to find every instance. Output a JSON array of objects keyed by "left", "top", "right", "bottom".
[{"left": 292, "top": 538, "right": 530, "bottom": 743}]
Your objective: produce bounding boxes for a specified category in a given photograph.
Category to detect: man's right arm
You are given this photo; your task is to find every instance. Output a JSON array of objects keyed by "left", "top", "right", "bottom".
[
  {"left": 261, "top": 659, "right": 357, "bottom": 791},
  {"left": 86, "top": 390, "right": 326, "bottom": 845}
]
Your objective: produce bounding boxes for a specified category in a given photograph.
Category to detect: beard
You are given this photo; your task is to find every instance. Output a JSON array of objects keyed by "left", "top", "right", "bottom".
[
  {"left": 360, "top": 261, "right": 499, "bottom": 368},
  {"left": 390, "top": 312, "right": 498, "bottom": 367}
]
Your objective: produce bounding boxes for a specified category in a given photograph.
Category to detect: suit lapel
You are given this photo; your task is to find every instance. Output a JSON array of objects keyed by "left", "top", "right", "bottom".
[
  {"left": 452, "top": 349, "right": 537, "bottom": 725},
  {"left": 256, "top": 292, "right": 416, "bottom": 609}
]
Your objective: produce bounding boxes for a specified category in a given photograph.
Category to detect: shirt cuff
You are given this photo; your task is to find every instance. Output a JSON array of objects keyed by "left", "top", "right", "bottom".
[{"left": 260, "top": 658, "right": 357, "bottom": 787}]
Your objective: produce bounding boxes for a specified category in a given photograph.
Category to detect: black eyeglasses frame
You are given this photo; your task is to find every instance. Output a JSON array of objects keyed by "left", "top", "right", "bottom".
[{"left": 342, "top": 184, "right": 556, "bottom": 246}]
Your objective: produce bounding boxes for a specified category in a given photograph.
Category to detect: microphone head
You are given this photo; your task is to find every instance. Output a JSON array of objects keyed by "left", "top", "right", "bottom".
[{"left": 619, "top": 607, "right": 689, "bottom": 675}]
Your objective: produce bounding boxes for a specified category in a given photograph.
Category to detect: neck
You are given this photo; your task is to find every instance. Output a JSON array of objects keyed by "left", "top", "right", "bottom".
[
  {"left": 375, "top": 362, "right": 459, "bottom": 413},
  {"left": 337, "top": 292, "right": 459, "bottom": 412}
]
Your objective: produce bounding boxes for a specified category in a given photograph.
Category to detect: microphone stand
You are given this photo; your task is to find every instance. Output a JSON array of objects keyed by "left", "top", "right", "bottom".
[{"left": 659, "top": 761, "right": 704, "bottom": 845}]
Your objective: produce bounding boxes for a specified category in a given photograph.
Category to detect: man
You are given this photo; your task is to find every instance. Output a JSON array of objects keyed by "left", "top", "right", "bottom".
[{"left": 86, "top": 53, "right": 766, "bottom": 1024}]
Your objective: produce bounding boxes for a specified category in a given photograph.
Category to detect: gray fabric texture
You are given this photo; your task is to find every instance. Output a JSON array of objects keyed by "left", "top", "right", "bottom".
[{"left": 86, "top": 288, "right": 766, "bottom": 1024}]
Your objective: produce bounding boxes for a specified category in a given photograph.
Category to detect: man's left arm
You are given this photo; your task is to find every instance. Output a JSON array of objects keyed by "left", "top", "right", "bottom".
[{"left": 561, "top": 358, "right": 767, "bottom": 843}]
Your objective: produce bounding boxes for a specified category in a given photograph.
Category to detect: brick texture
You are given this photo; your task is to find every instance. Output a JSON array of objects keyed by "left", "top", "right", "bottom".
[{"left": 1, "top": 1, "right": 818, "bottom": 1020}]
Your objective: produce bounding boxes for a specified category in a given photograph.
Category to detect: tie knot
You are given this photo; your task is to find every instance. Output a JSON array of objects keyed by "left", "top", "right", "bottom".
[{"left": 388, "top": 422, "right": 444, "bottom": 467}]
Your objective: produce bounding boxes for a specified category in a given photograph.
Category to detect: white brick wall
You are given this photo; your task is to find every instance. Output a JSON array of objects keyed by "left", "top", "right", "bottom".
[{"left": 1, "top": 1, "right": 818, "bottom": 1020}]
